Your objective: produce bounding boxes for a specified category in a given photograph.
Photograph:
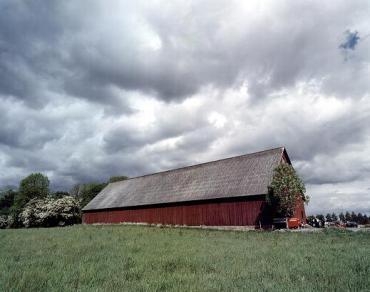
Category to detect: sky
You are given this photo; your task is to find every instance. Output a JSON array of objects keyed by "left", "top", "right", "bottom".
[{"left": 0, "top": 1, "right": 369, "bottom": 215}]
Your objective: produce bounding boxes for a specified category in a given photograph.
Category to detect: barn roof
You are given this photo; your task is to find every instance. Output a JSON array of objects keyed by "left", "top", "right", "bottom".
[{"left": 83, "top": 147, "right": 289, "bottom": 211}]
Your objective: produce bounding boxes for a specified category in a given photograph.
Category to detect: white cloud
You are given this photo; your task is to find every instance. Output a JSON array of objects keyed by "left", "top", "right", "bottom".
[{"left": 208, "top": 112, "right": 227, "bottom": 129}]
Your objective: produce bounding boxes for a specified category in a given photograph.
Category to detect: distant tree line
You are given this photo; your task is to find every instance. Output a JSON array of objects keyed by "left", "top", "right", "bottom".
[
  {"left": 307, "top": 212, "right": 370, "bottom": 227},
  {"left": 0, "top": 173, "right": 128, "bottom": 229}
]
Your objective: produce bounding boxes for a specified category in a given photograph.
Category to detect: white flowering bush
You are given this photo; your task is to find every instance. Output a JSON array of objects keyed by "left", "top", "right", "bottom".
[
  {"left": 0, "top": 215, "right": 8, "bottom": 229},
  {"left": 20, "top": 196, "right": 81, "bottom": 228}
]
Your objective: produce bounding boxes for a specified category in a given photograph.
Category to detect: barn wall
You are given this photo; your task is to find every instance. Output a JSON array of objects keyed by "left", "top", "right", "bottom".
[
  {"left": 293, "top": 197, "right": 307, "bottom": 223},
  {"left": 83, "top": 196, "right": 272, "bottom": 227}
]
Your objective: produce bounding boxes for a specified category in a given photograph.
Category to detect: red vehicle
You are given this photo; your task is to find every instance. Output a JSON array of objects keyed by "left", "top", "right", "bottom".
[
  {"left": 287, "top": 218, "right": 300, "bottom": 229},
  {"left": 273, "top": 217, "right": 301, "bottom": 229}
]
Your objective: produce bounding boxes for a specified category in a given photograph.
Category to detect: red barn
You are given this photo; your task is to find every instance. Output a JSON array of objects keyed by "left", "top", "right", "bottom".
[{"left": 82, "top": 147, "right": 306, "bottom": 228}]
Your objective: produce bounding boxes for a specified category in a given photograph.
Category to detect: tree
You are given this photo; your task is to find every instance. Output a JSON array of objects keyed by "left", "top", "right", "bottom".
[
  {"left": 363, "top": 214, "right": 370, "bottom": 225},
  {"left": 109, "top": 176, "right": 129, "bottom": 183},
  {"left": 331, "top": 212, "right": 338, "bottom": 222},
  {"left": 0, "top": 189, "right": 16, "bottom": 216},
  {"left": 268, "top": 164, "right": 308, "bottom": 217},
  {"left": 14, "top": 173, "right": 49, "bottom": 209},
  {"left": 339, "top": 212, "right": 345, "bottom": 222},
  {"left": 51, "top": 191, "right": 70, "bottom": 199},
  {"left": 345, "top": 211, "right": 351, "bottom": 222},
  {"left": 325, "top": 213, "right": 332, "bottom": 222},
  {"left": 10, "top": 173, "right": 50, "bottom": 227},
  {"left": 357, "top": 213, "right": 364, "bottom": 224},
  {"left": 78, "top": 183, "right": 107, "bottom": 208},
  {"left": 69, "top": 184, "right": 82, "bottom": 198}
]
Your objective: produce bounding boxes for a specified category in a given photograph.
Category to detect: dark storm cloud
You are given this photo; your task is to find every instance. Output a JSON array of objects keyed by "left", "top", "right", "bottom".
[
  {"left": 300, "top": 161, "right": 370, "bottom": 185},
  {"left": 1, "top": 1, "right": 369, "bottom": 107},
  {"left": 4, "top": 150, "right": 57, "bottom": 171},
  {"left": 0, "top": 1, "right": 65, "bottom": 106},
  {"left": 0, "top": 100, "right": 61, "bottom": 149},
  {"left": 0, "top": 1, "right": 132, "bottom": 112},
  {"left": 65, "top": 45, "right": 201, "bottom": 102},
  {"left": 225, "top": 99, "right": 370, "bottom": 164},
  {"left": 289, "top": 112, "right": 369, "bottom": 161}
]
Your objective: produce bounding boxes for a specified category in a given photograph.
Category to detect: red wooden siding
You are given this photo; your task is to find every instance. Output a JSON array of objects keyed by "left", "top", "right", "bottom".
[
  {"left": 293, "top": 197, "right": 307, "bottom": 223},
  {"left": 83, "top": 197, "right": 271, "bottom": 227}
]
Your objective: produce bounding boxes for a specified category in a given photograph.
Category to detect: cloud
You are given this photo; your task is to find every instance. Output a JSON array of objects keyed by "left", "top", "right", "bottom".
[
  {"left": 2, "top": 1, "right": 369, "bottom": 106},
  {"left": 306, "top": 181, "right": 370, "bottom": 215},
  {"left": 0, "top": 1, "right": 369, "bottom": 214},
  {"left": 339, "top": 30, "right": 360, "bottom": 50}
]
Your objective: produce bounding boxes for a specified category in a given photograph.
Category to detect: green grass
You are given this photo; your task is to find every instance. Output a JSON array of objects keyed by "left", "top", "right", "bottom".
[{"left": 0, "top": 225, "right": 369, "bottom": 291}]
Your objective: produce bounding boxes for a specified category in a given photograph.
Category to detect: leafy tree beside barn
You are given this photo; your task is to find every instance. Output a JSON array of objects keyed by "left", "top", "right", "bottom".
[{"left": 268, "top": 164, "right": 309, "bottom": 218}]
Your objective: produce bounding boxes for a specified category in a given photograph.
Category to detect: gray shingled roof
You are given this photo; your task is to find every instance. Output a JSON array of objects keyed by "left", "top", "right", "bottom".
[{"left": 83, "top": 147, "right": 287, "bottom": 211}]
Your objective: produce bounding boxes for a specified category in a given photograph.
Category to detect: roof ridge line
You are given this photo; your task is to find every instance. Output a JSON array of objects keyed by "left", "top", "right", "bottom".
[{"left": 111, "top": 146, "right": 285, "bottom": 184}]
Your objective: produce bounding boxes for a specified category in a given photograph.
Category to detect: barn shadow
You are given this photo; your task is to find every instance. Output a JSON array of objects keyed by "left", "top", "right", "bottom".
[{"left": 255, "top": 201, "right": 273, "bottom": 229}]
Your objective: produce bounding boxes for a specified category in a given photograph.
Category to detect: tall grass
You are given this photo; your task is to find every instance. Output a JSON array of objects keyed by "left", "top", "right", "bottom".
[{"left": 0, "top": 225, "right": 369, "bottom": 291}]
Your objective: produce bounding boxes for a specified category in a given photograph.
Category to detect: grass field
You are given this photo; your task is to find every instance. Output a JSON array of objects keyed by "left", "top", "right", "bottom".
[{"left": 0, "top": 225, "right": 369, "bottom": 291}]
